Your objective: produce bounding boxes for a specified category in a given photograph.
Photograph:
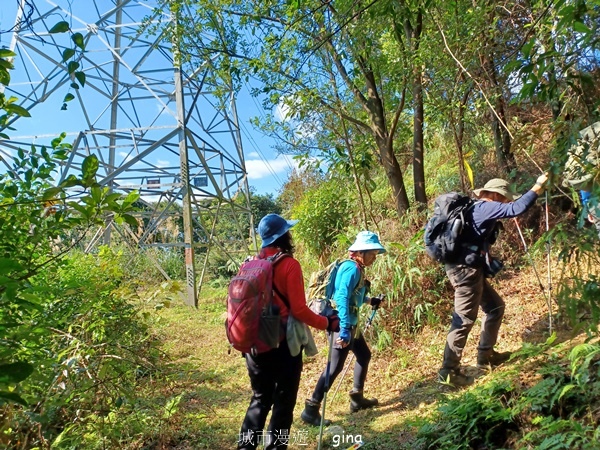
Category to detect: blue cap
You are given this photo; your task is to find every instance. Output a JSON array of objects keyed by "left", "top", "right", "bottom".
[
  {"left": 348, "top": 231, "right": 386, "bottom": 254},
  {"left": 257, "top": 214, "right": 298, "bottom": 248}
]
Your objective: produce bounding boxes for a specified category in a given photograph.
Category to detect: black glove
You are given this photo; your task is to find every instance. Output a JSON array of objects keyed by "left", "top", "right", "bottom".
[
  {"left": 370, "top": 294, "right": 385, "bottom": 309},
  {"left": 320, "top": 308, "right": 340, "bottom": 332}
]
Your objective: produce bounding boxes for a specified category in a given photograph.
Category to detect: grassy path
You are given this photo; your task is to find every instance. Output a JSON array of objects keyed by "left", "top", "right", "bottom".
[{"left": 142, "top": 266, "right": 579, "bottom": 449}]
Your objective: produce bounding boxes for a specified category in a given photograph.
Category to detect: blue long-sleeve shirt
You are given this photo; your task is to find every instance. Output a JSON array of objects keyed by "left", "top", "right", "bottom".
[
  {"left": 466, "top": 190, "right": 538, "bottom": 247},
  {"left": 332, "top": 260, "right": 366, "bottom": 330}
]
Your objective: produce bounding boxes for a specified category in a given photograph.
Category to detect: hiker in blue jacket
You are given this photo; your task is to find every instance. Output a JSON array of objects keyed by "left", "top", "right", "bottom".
[
  {"left": 301, "top": 231, "right": 385, "bottom": 426},
  {"left": 438, "top": 175, "right": 548, "bottom": 387}
]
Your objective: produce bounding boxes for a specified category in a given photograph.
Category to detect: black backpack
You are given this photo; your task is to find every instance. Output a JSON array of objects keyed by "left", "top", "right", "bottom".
[{"left": 424, "top": 192, "right": 477, "bottom": 263}]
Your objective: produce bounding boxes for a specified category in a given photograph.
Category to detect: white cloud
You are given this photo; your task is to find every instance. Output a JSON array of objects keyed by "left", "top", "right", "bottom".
[
  {"left": 156, "top": 159, "right": 171, "bottom": 168},
  {"left": 245, "top": 155, "right": 298, "bottom": 180},
  {"left": 119, "top": 151, "right": 133, "bottom": 162},
  {"left": 247, "top": 151, "right": 259, "bottom": 158},
  {"left": 274, "top": 101, "right": 291, "bottom": 122}
]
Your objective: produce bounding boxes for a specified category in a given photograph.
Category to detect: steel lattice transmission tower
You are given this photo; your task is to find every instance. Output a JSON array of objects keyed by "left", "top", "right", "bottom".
[{"left": 0, "top": 0, "right": 257, "bottom": 306}]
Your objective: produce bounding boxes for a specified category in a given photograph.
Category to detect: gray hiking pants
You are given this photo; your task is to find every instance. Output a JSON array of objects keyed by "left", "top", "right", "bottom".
[{"left": 442, "top": 263, "right": 505, "bottom": 370}]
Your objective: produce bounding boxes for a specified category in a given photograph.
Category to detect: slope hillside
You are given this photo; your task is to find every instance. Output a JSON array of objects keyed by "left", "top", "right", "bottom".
[{"left": 140, "top": 261, "right": 599, "bottom": 449}]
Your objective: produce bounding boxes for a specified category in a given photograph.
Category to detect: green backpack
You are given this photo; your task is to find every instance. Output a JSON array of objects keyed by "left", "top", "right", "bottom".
[{"left": 306, "top": 259, "right": 363, "bottom": 314}]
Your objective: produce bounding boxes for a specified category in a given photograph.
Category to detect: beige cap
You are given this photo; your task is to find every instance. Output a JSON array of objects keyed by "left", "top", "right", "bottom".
[{"left": 473, "top": 178, "right": 519, "bottom": 201}]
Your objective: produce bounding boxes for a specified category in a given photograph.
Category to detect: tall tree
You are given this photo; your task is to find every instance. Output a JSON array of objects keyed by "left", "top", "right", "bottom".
[
  {"left": 164, "top": 0, "right": 414, "bottom": 217},
  {"left": 393, "top": 2, "right": 427, "bottom": 206}
]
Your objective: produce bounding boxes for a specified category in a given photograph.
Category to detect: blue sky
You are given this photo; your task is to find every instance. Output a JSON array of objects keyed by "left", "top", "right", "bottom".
[{"left": 0, "top": 0, "right": 296, "bottom": 197}]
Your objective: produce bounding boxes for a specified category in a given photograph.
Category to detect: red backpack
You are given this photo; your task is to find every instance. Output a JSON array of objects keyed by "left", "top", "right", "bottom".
[{"left": 226, "top": 253, "right": 288, "bottom": 356}]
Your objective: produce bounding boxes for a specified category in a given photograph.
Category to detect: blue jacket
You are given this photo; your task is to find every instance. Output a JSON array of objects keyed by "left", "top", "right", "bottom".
[
  {"left": 332, "top": 260, "right": 366, "bottom": 330},
  {"left": 466, "top": 190, "right": 538, "bottom": 247}
]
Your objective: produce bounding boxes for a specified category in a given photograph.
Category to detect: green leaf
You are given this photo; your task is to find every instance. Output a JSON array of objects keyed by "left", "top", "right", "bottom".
[
  {"left": 122, "top": 191, "right": 140, "bottom": 208},
  {"left": 74, "top": 71, "right": 86, "bottom": 87},
  {"left": 63, "top": 93, "right": 75, "bottom": 103},
  {"left": 0, "top": 362, "right": 34, "bottom": 384},
  {"left": 0, "top": 49, "right": 16, "bottom": 58},
  {"left": 0, "top": 257, "right": 23, "bottom": 273},
  {"left": 42, "top": 186, "right": 63, "bottom": 200},
  {"left": 573, "top": 21, "right": 591, "bottom": 34},
  {"left": 558, "top": 384, "right": 575, "bottom": 400},
  {"left": 121, "top": 213, "right": 139, "bottom": 228},
  {"left": 4, "top": 104, "right": 31, "bottom": 118},
  {"left": 0, "top": 59, "right": 14, "bottom": 70},
  {"left": 71, "top": 32, "right": 85, "bottom": 50},
  {"left": 68, "top": 201, "right": 90, "bottom": 217},
  {"left": 90, "top": 185, "right": 103, "bottom": 204},
  {"left": 81, "top": 154, "right": 99, "bottom": 182},
  {"left": 67, "top": 61, "right": 80, "bottom": 74},
  {"left": 49, "top": 21, "right": 70, "bottom": 34},
  {"left": 0, "top": 391, "right": 28, "bottom": 406},
  {"left": 0, "top": 68, "right": 9, "bottom": 85},
  {"left": 70, "top": 82, "right": 79, "bottom": 90},
  {"left": 60, "top": 175, "right": 81, "bottom": 188},
  {"left": 61, "top": 48, "right": 76, "bottom": 62},
  {"left": 3, "top": 184, "right": 18, "bottom": 197}
]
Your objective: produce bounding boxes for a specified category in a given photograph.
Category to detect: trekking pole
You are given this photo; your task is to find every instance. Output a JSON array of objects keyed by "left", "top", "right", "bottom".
[
  {"left": 317, "top": 331, "right": 335, "bottom": 450},
  {"left": 513, "top": 218, "right": 553, "bottom": 333},
  {"left": 329, "top": 300, "right": 382, "bottom": 406},
  {"left": 545, "top": 190, "right": 553, "bottom": 332}
]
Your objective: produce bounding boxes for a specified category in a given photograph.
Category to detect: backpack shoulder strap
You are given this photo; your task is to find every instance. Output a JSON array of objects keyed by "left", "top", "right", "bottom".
[
  {"left": 267, "top": 252, "right": 291, "bottom": 308},
  {"left": 338, "top": 259, "right": 364, "bottom": 293}
]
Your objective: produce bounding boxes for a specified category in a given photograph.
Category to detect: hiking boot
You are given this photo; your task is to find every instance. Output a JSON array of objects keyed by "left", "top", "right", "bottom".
[
  {"left": 477, "top": 350, "right": 512, "bottom": 368},
  {"left": 349, "top": 389, "right": 378, "bottom": 413},
  {"left": 438, "top": 368, "right": 474, "bottom": 387},
  {"left": 300, "top": 399, "right": 331, "bottom": 426}
]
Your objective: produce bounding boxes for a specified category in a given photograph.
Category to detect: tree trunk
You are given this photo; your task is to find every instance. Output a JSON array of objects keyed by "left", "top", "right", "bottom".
[
  {"left": 360, "top": 56, "right": 411, "bottom": 216},
  {"left": 368, "top": 102, "right": 410, "bottom": 216},
  {"left": 406, "top": 11, "right": 427, "bottom": 208},
  {"left": 451, "top": 84, "right": 471, "bottom": 192},
  {"left": 375, "top": 130, "right": 411, "bottom": 215},
  {"left": 412, "top": 70, "right": 426, "bottom": 206},
  {"left": 481, "top": 49, "right": 516, "bottom": 174},
  {"left": 490, "top": 98, "right": 516, "bottom": 174}
]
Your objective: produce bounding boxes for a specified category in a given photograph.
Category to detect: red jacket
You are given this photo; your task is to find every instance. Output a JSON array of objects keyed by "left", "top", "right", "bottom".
[{"left": 259, "top": 247, "right": 328, "bottom": 331}]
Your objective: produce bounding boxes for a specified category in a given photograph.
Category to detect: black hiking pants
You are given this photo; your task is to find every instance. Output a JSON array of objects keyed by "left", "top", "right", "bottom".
[
  {"left": 311, "top": 331, "right": 371, "bottom": 402},
  {"left": 238, "top": 339, "right": 302, "bottom": 450}
]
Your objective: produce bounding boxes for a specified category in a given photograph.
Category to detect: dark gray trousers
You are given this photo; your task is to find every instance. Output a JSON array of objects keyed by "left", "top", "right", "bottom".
[{"left": 442, "top": 263, "right": 505, "bottom": 370}]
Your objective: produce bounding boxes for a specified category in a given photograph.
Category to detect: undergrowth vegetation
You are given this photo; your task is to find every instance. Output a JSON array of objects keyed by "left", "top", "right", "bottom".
[
  {"left": 2, "top": 12, "right": 600, "bottom": 448},
  {"left": 410, "top": 337, "right": 600, "bottom": 450}
]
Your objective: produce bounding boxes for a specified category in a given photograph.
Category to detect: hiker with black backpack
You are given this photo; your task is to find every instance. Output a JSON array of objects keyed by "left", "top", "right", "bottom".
[
  {"left": 301, "top": 231, "right": 386, "bottom": 426},
  {"left": 236, "top": 214, "right": 340, "bottom": 450},
  {"left": 435, "top": 174, "right": 548, "bottom": 387}
]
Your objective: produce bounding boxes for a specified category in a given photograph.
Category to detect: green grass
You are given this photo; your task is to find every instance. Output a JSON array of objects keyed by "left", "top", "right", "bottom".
[{"left": 124, "top": 267, "right": 600, "bottom": 450}]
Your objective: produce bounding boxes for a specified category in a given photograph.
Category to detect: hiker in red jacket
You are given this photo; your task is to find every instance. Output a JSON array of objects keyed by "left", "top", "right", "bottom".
[{"left": 238, "top": 214, "right": 340, "bottom": 450}]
